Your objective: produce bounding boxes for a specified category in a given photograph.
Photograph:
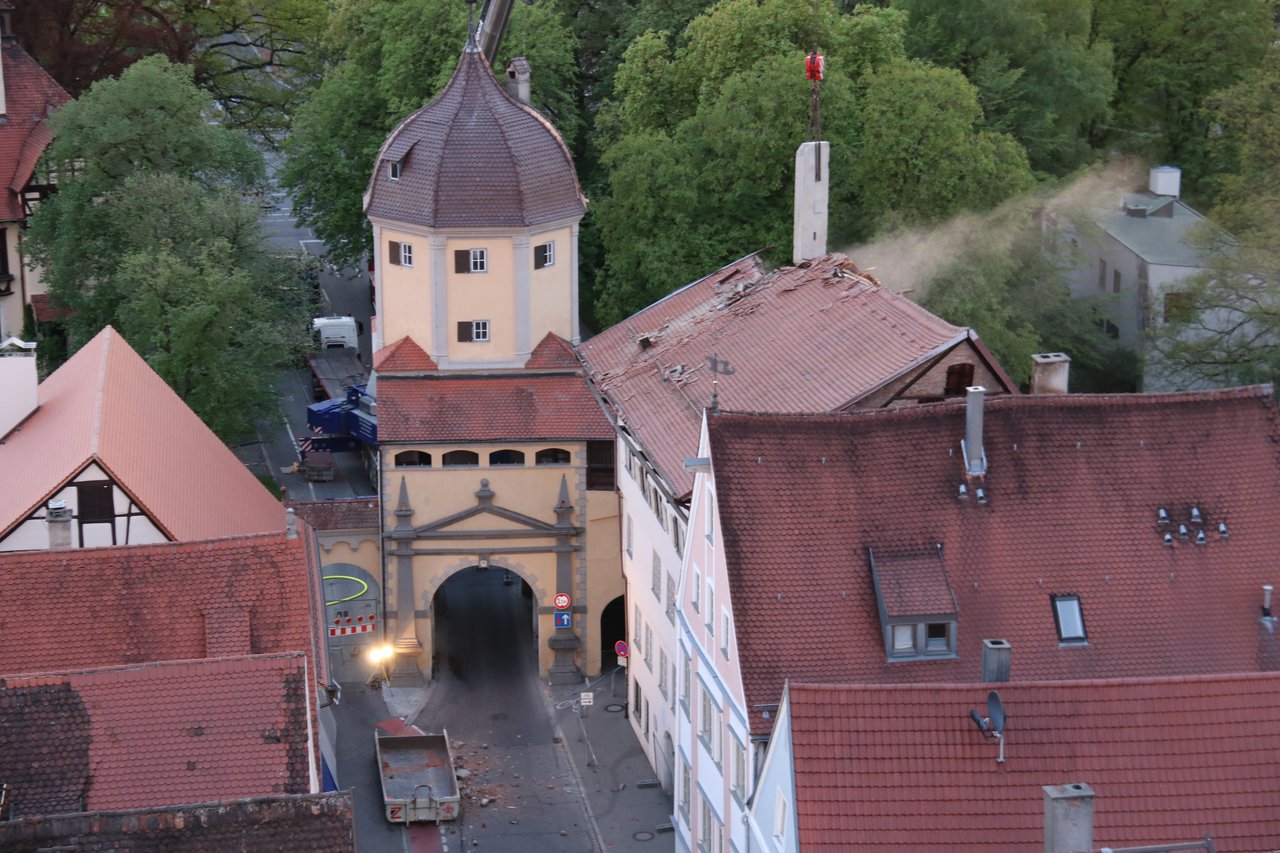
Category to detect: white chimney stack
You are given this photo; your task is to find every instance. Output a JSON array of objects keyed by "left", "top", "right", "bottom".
[
  {"left": 1030, "top": 353, "right": 1071, "bottom": 394},
  {"left": 505, "top": 57, "right": 531, "bottom": 105},
  {"left": 793, "top": 141, "right": 829, "bottom": 264},
  {"left": 1043, "top": 783, "right": 1095, "bottom": 853},
  {"left": 0, "top": 337, "right": 37, "bottom": 439},
  {"left": 963, "top": 386, "right": 987, "bottom": 478},
  {"left": 47, "top": 499, "right": 72, "bottom": 550},
  {"left": 1149, "top": 165, "right": 1181, "bottom": 198}
]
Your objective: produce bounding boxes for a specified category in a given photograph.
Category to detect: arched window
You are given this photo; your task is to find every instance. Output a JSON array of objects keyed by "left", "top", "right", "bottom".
[
  {"left": 489, "top": 449, "right": 525, "bottom": 465},
  {"left": 394, "top": 451, "right": 432, "bottom": 467},
  {"left": 442, "top": 450, "right": 479, "bottom": 466},
  {"left": 536, "top": 447, "right": 571, "bottom": 465}
]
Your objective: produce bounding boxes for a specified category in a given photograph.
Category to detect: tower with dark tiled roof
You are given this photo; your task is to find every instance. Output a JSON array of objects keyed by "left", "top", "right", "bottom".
[{"left": 364, "top": 43, "right": 586, "bottom": 369}]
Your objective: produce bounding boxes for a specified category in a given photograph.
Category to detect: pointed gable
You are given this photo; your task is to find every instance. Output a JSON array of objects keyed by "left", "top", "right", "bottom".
[
  {"left": 0, "top": 38, "right": 70, "bottom": 221},
  {"left": 526, "top": 332, "right": 579, "bottom": 370},
  {"left": 373, "top": 336, "right": 437, "bottom": 373},
  {"left": 0, "top": 327, "right": 282, "bottom": 545}
]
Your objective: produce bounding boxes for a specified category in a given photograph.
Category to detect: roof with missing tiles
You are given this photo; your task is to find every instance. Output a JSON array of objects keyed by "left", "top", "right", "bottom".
[{"left": 707, "top": 386, "right": 1280, "bottom": 736}]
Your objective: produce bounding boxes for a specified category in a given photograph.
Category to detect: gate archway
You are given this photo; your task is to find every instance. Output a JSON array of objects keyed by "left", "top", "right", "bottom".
[{"left": 431, "top": 564, "right": 538, "bottom": 683}]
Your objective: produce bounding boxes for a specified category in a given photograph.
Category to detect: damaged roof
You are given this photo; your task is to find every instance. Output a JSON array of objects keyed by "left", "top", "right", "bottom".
[
  {"left": 707, "top": 387, "right": 1280, "bottom": 736},
  {"left": 579, "top": 252, "right": 1010, "bottom": 498}
]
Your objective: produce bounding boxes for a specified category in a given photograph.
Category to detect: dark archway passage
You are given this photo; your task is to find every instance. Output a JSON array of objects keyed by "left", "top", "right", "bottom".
[
  {"left": 599, "top": 594, "right": 626, "bottom": 673},
  {"left": 432, "top": 566, "right": 537, "bottom": 685}
]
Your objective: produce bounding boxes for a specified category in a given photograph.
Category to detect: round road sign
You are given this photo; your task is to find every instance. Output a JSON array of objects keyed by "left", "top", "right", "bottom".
[
  {"left": 615, "top": 640, "right": 629, "bottom": 657},
  {"left": 554, "top": 592, "right": 572, "bottom": 610}
]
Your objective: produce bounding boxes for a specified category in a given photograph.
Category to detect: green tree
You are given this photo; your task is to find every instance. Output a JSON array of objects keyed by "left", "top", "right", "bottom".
[
  {"left": 894, "top": 0, "right": 1113, "bottom": 175},
  {"left": 25, "top": 58, "right": 309, "bottom": 441},
  {"left": 850, "top": 60, "right": 1035, "bottom": 229},
  {"left": 280, "top": 0, "right": 581, "bottom": 267},
  {"left": 1092, "top": 0, "right": 1274, "bottom": 189}
]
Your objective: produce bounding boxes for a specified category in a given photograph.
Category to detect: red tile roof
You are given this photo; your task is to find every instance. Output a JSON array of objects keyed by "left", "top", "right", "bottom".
[
  {"left": 28, "top": 292, "right": 71, "bottom": 323},
  {"left": 378, "top": 373, "right": 613, "bottom": 442},
  {"left": 787, "top": 674, "right": 1280, "bottom": 851},
  {"left": 871, "top": 550, "right": 957, "bottom": 617},
  {"left": 0, "top": 532, "right": 325, "bottom": 680},
  {"left": 373, "top": 336, "right": 437, "bottom": 372},
  {"left": 0, "top": 39, "right": 69, "bottom": 221},
  {"left": 365, "top": 48, "right": 586, "bottom": 229},
  {"left": 526, "top": 332, "right": 580, "bottom": 370},
  {"left": 0, "top": 792, "right": 356, "bottom": 852},
  {"left": 580, "top": 253, "right": 1010, "bottom": 498},
  {"left": 289, "top": 497, "right": 380, "bottom": 530},
  {"left": 0, "top": 327, "right": 284, "bottom": 544},
  {"left": 707, "top": 387, "right": 1280, "bottom": 735},
  {"left": 0, "top": 655, "right": 312, "bottom": 815}
]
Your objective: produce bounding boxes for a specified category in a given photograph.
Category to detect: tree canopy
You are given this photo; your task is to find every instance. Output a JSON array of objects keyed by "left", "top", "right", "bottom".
[{"left": 26, "top": 57, "right": 308, "bottom": 442}]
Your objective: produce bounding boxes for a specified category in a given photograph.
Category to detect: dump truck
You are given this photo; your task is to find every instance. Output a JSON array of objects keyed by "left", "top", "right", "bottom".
[{"left": 375, "top": 729, "right": 461, "bottom": 823}]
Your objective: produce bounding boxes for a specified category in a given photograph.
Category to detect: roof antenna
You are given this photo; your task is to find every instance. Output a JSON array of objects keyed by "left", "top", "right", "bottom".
[
  {"left": 968, "top": 690, "right": 1007, "bottom": 763},
  {"left": 465, "top": 0, "right": 479, "bottom": 52},
  {"left": 707, "top": 352, "right": 733, "bottom": 415}
]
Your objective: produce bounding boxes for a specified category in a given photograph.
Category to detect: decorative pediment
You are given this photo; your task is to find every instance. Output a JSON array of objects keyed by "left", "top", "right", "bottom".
[{"left": 392, "top": 477, "right": 582, "bottom": 540}]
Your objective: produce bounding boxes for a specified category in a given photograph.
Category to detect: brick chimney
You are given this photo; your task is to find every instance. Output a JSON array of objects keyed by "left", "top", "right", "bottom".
[
  {"left": 1043, "top": 783, "right": 1094, "bottom": 853},
  {"left": 0, "top": 337, "right": 37, "bottom": 439},
  {"left": 1030, "top": 353, "right": 1070, "bottom": 394},
  {"left": 793, "top": 141, "right": 829, "bottom": 264}
]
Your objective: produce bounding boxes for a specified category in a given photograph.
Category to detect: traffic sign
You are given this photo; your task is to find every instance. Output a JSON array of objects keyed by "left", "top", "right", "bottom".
[
  {"left": 554, "top": 611, "right": 572, "bottom": 629},
  {"left": 554, "top": 592, "right": 572, "bottom": 610},
  {"left": 580, "top": 691, "right": 594, "bottom": 707},
  {"left": 614, "top": 640, "right": 629, "bottom": 657}
]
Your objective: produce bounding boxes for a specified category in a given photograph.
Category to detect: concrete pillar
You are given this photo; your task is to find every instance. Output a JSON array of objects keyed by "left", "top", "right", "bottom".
[
  {"left": 792, "top": 141, "right": 829, "bottom": 265},
  {"left": 513, "top": 234, "right": 531, "bottom": 364},
  {"left": 1043, "top": 783, "right": 1095, "bottom": 853},
  {"left": 430, "top": 235, "right": 448, "bottom": 365}
]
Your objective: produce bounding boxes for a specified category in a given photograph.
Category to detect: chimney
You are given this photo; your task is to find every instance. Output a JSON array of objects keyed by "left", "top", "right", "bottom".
[
  {"left": 47, "top": 499, "right": 72, "bottom": 550},
  {"left": 1043, "top": 783, "right": 1095, "bottom": 853},
  {"left": 982, "top": 639, "right": 1011, "bottom": 682},
  {"left": 1149, "top": 165, "right": 1181, "bottom": 198},
  {"left": 792, "top": 141, "right": 829, "bottom": 264},
  {"left": 505, "top": 57, "right": 531, "bottom": 105},
  {"left": 0, "top": 337, "right": 37, "bottom": 439},
  {"left": 1030, "top": 353, "right": 1070, "bottom": 394},
  {"left": 963, "top": 386, "right": 987, "bottom": 478},
  {"left": 286, "top": 507, "right": 298, "bottom": 540}
]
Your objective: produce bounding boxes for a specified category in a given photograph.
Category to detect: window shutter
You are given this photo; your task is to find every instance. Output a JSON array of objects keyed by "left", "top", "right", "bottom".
[
  {"left": 388, "top": 241, "right": 401, "bottom": 265},
  {"left": 457, "top": 321, "right": 472, "bottom": 342},
  {"left": 534, "top": 245, "right": 547, "bottom": 270},
  {"left": 454, "top": 250, "right": 469, "bottom": 274}
]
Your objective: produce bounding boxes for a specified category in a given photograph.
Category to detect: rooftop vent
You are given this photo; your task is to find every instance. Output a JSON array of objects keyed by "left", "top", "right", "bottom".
[
  {"left": 962, "top": 386, "right": 988, "bottom": 478},
  {"left": 1190, "top": 506, "right": 1204, "bottom": 524},
  {"left": 1163, "top": 531, "right": 1174, "bottom": 547},
  {"left": 1150, "top": 165, "right": 1181, "bottom": 198},
  {"left": 1218, "top": 521, "right": 1229, "bottom": 539},
  {"left": 1178, "top": 523, "right": 1189, "bottom": 540},
  {"left": 982, "top": 639, "right": 1011, "bottom": 683},
  {"left": 1194, "top": 529, "right": 1207, "bottom": 546},
  {"left": 1157, "top": 507, "right": 1170, "bottom": 525}
]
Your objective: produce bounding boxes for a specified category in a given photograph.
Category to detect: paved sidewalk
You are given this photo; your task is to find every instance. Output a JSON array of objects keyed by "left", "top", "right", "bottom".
[{"left": 549, "top": 677, "right": 675, "bottom": 852}]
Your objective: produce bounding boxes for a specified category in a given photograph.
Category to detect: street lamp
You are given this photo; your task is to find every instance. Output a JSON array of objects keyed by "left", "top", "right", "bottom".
[{"left": 367, "top": 643, "right": 394, "bottom": 689}]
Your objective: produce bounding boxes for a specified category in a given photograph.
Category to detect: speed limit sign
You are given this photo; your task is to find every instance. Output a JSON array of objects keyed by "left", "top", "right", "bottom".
[{"left": 554, "top": 592, "right": 571, "bottom": 609}]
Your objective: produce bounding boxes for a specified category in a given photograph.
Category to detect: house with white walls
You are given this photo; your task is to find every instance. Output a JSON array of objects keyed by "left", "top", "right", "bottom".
[
  {"left": 681, "top": 381, "right": 1280, "bottom": 852},
  {"left": 578, "top": 251, "right": 1015, "bottom": 798}
]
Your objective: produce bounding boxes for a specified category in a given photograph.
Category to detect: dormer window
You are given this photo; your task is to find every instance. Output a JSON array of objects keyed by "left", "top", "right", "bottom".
[
  {"left": 869, "top": 548, "right": 959, "bottom": 661},
  {"left": 389, "top": 160, "right": 402, "bottom": 181},
  {"left": 1052, "top": 594, "right": 1087, "bottom": 644}
]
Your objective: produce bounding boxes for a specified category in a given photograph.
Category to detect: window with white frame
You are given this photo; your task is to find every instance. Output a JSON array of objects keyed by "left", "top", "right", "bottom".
[
  {"left": 644, "top": 623, "right": 653, "bottom": 669},
  {"left": 681, "top": 649, "right": 691, "bottom": 713},
  {"left": 680, "top": 759, "right": 691, "bottom": 820},
  {"left": 625, "top": 514, "right": 634, "bottom": 557},
  {"left": 731, "top": 738, "right": 747, "bottom": 801},
  {"left": 534, "top": 240, "right": 554, "bottom": 269},
  {"left": 388, "top": 159, "right": 401, "bottom": 181},
  {"left": 453, "top": 248, "right": 488, "bottom": 273},
  {"left": 388, "top": 240, "right": 413, "bottom": 266},
  {"left": 721, "top": 609, "right": 730, "bottom": 658},
  {"left": 673, "top": 519, "right": 685, "bottom": 557},
  {"left": 698, "top": 686, "right": 714, "bottom": 751},
  {"left": 456, "top": 320, "right": 490, "bottom": 342},
  {"left": 1052, "top": 594, "right": 1087, "bottom": 643},
  {"left": 658, "top": 648, "right": 669, "bottom": 699},
  {"left": 692, "top": 568, "right": 701, "bottom": 611},
  {"left": 670, "top": 659, "right": 678, "bottom": 711},
  {"left": 773, "top": 790, "right": 788, "bottom": 841},
  {"left": 706, "top": 496, "right": 715, "bottom": 544},
  {"left": 699, "top": 797, "right": 712, "bottom": 852},
  {"left": 633, "top": 604, "right": 642, "bottom": 658},
  {"left": 651, "top": 552, "right": 662, "bottom": 599},
  {"left": 705, "top": 585, "right": 715, "bottom": 634},
  {"left": 666, "top": 574, "right": 676, "bottom": 623}
]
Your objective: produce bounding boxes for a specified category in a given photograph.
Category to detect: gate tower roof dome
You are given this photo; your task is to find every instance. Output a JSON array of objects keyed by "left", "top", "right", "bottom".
[{"left": 364, "top": 47, "right": 586, "bottom": 229}]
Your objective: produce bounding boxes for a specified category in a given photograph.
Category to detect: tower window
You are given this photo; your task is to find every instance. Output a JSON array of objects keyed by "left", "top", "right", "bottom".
[
  {"left": 457, "top": 320, "right": 490, "bottom": 342},
  {"left": 442, "top": 450, "right": 479, "bottom": 466},
  {"left": 489, "top": 449, "right": 525, "bottom": 465},
  {"left": 394, "top": 450, "right": 431, "bottom": 467},
  {"left": 534, "top": 241, "right": 555, "bottom": 269},
  {"left": 454, "top": 248, "right": 488, "bottom": 274},
  {"left": 536, "top": 448, "right": 571, "bottom": 465},
  {"left": 389, "top": 160, "right": 401, "bottom": 181},
  {"left": 389, "top": 241, "right": 412, "bottom": 267}
]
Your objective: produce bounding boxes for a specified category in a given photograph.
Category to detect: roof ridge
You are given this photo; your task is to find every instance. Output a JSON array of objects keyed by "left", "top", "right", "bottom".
[
  {"left": 89, "top": 327, "right": 112, "bottom": 456},
  {"left": 788, "top": 669, "right": 1280, "bottom": 696},
  {"left": 0, "top": 651, "right": 307, "bottom": 682}
]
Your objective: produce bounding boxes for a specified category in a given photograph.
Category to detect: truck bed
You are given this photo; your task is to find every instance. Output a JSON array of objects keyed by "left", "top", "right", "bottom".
[
  {"left": 377, "top": 732, "right": 460, "bottom": 820},
  {"left": 307, "top": 348, "right": 365, "bottom": 400}
]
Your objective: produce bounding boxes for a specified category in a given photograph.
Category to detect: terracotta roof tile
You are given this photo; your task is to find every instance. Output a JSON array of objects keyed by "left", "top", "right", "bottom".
[
  {"left": 526, "top": 332, "right": 580, "bottom": 370},
  {"left": 0, "top": 656, "right": 312, "bottom": 816},
  {"left": 787, "top": 675, "right": 1280, "bottom": 851},
  {"left": 0, "top": 40, "right": 69, "bottom": 222},
  {"left": 288, "top": 497, "right": 380, "bottom": 530},
  {"left": 373, "top": 336, "right": 437, "bottom": 373},
  {"left": 870, "top": 549, "right": 957, "bottom": 617},
  {"left": 0, "top": 792, "right": 355, "bottom": 852},
  {"left": 379, "top": 373, "right": 612, "bottom": 442},
  {"left": 0, "top": 532, "right": 324, "bottom": 677},
  {"left": 707, "top": 387, "right": 1280, "bottom": 736},
  {"left": 28, "top": 292, "right": 71, "bottom": 322},
  {"left": 580, "top": 253, "right": 1009, "bottom": 498},
  {"left": 365, "top": 49, "right": 585, "bottom": 229},
  {"left": 0, "top": 327, "right": 284, "bottom": 544}
]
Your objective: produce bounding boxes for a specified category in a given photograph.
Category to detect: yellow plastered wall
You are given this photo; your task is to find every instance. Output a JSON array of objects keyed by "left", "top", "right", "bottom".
[
  {"left": 446, "top": 237, "right": 516, "bottom": 362},
  {"left": 380, "top": 229, "right": 433, "bottom": 349},
  {"left": 529, "top": 226, "right": 574, "bottom": 343},
  {"left": 583, "top": 491, "right": 622, "bottom": 675}
]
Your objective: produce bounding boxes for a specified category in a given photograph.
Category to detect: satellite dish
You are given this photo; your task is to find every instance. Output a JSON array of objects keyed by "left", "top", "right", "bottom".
[
  {"left": 987, "top": 691, "right": 1006, "bottom": 735},
  {"left": 969, "top": 709, "right": 989, "bottom": 735}
]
